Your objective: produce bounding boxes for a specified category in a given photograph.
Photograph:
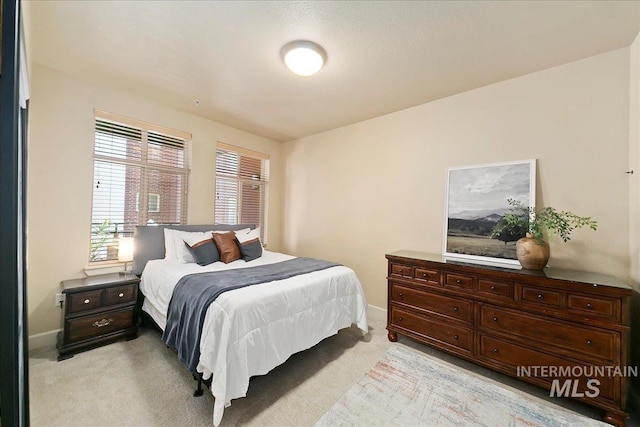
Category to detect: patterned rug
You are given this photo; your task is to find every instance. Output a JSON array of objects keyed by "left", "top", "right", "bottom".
[{"left": 315, "top": 345, "right": 606, "bottom": 427}]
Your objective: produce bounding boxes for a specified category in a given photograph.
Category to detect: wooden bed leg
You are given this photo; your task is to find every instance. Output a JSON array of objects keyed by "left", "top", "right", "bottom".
[{"left": 193, "top": 373, "right": 204, "bottom": 397}]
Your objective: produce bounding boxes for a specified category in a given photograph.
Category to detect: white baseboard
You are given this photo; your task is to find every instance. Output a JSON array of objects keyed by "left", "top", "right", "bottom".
[
  {"left": 28, "top": 329, "right": 60, "bottom": 352},
  {"left": 367, "top": 304, "right": 387, "bottom": 322}
]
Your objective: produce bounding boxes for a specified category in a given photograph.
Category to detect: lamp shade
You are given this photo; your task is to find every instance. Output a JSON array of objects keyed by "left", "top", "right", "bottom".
[
  {"left": 280, "top": 40, "right": 326, "bottom": 76},
  {"left": 118, "top": 237, "right": 134, "bottom": 262}
]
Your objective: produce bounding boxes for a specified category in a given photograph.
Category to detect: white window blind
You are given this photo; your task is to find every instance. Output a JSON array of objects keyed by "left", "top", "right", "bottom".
[
  {"left": 215, "top": 143, "right": 269, "bottom": 243},
  {"left": 90, "top": 112, "right": 190, "bottom": 262}
]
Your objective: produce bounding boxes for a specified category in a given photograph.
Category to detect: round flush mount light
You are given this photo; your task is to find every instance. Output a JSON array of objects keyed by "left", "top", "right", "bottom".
[{"left": 280, "top": 40, "right": 327, "bottom": 77}]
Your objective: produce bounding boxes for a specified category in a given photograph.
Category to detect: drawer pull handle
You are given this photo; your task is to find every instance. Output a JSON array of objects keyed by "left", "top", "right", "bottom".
[
  {"left": 586, "top": 303, "right": 593, "bottom": 309},
  {"left": 422, "top": 273, "right": 427, "bottom": 278},
  {"left": 84, "top": 299, "right": 90, "bottom": 304},
  {"left": 453, "top": 335, "right": 459, "bottom": 340},
  {"left": 455, "top": 279, "right": 462, "bottom": 284},
  {"left": 118, "top": 292, "right": 124, "bottom": 298},
  {"left": 493, "top": 348, "right": 499, "bottom": 353},
  {"left": 586, "top": 339, "right": 593, "bottom": 346},
  {"left": 453, "top": 307, "right": 459, "bottom": 312},
  {"left": 490, "top": 286, "right": 496, "bottom": 291},
  {"left": 398, "top": 317, "right": 403, "bottom": 322},
  {"left": 398, "top": 292, "right": 403, "bottom": 298},
  {"left": 92, "top": 318, "right": 113, "bottom": 328},
  {"left": 537, "top": 294, "right": 543, "bottom": 299},
  {"left": 492, "top": 317, "right": 498, "bottom": 322}
]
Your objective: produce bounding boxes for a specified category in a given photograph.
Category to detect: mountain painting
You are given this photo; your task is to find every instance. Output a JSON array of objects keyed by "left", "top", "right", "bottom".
[{"left": 444, "top": 160, "right": 535, "bottom": 263}]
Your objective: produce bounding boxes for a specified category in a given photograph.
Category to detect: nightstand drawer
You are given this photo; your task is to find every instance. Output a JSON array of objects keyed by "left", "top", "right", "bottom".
[
  {"left": 104, "top": 284, "right": 137, "bottom": 306},
  {"left": 66, "top": 308, "right": 135, "bottom": 343},
  {"left": 67, "top": 289, "right": 103, "bottom": 314}
]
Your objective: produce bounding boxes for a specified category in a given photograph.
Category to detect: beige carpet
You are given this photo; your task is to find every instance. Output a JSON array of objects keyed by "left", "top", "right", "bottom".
[
  {"left": 29, "top": 317, "right": 637, "bottom": 426},
  {"left": 29, "top": 318, "right": 391, "bottom": 427}
]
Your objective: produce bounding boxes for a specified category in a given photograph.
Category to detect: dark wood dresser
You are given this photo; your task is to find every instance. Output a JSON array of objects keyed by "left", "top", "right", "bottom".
[
  {"left": 386, "top": 250, "right": 632, "bottom": 426},
  {"left": 57, "top": 273, "right": 139, "bottom": 361}
]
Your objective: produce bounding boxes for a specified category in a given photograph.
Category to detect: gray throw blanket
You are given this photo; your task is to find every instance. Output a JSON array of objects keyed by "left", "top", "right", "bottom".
[{"left": 163, "top": 257, "right": 340, "bottom": 372}]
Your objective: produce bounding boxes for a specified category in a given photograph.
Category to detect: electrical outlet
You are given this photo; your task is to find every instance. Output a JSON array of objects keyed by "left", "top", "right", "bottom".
[{"left": 55, "top": 293, "right": 65, "bottom": 307}]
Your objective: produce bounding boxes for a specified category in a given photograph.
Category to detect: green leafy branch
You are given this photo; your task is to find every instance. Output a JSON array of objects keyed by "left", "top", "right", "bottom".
[{"left": 491, "top": 199, "right": 597, "bottom": 243}]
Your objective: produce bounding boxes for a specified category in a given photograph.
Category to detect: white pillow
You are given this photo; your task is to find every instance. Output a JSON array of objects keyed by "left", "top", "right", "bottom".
[
  {"left": 235, "top": 227, "right": 260, "bottom": 243},
  {"left": 213, "top": 227, "right": 251, "bottom": 236},
  {"left": 173, "top": 230, "right": 214, "bottom": 264},
  {"left": 163, "top": 228, "right": 178, "bottom": 260}
]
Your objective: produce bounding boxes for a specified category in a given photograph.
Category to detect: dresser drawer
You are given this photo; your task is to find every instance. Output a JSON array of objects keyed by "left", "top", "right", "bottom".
[
  {"left": 391, "top": 284, "right": 472, "bottom": 323},
  {"left": 480, "top": 305, "right": 616, "bottom": 362},
  {"left": 390, "top": 263, "right": 413, "bottom": 278},
  {"left": 443, "top": 273, "right": 475, "bottom": 291},
  {"left": 65, "top": 308, "right": 136, "bottom": 343},
  {"left": 391, "top": 307, "right": 472, "bottom": 352},
  {"left": 477, "top": 279, "right": 513, "bottom": 300},
  {"left": 414, "top": 268, "right": 440, "bottom": 286},
  {"left": 479, "top": 335, "right": 617, "bottom": 402},
  {"left": 520, "top": 285, "right": 562, "bottom": 308},
  {"left": 567, "top": 294, "right": 619, "bottom": 321},
  {"left": 67, "top": 289, "right": 103, "bottom": 314},
  {"left": 104, "top": 284, "right": 137, "bottom": 306}
]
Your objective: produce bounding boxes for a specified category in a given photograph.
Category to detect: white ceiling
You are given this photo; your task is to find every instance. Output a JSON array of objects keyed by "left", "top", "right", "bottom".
[{"left": 24, "top": 1, "right": 640, "bottom": 142}]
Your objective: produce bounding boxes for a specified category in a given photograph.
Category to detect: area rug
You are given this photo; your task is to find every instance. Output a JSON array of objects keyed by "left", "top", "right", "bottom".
[{"left": 315, "top": 345, "right": 606, "bottom": 427}]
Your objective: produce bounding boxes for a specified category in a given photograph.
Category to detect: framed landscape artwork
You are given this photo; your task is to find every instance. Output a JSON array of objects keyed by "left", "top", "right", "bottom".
[{"left": 443, "top": 159, "right": 536, "bottom": 266}]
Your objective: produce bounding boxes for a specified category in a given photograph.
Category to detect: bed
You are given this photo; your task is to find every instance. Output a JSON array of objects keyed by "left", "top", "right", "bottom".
[{"left": 133, "top": 225, "right": 369, "bottom": 426}]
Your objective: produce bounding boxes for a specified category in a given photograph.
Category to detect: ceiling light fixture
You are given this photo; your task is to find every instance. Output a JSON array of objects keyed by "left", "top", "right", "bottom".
[{"left": 280, "top": 40, "right": 327, "bottom": 77}]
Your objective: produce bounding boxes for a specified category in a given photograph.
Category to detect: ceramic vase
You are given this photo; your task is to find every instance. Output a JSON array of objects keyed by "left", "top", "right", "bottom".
[{"left": 515, "top": 233, "right": 550, "bottom": 270}]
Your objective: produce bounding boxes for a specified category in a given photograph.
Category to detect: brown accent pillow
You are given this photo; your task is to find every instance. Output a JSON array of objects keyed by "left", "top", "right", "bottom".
[{"left": 212, "top": 232, "right": 241, "bottom": 263}]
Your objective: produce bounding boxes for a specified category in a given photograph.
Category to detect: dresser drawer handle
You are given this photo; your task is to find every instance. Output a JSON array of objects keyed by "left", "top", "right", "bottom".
[
  {"left": 492, "top": 317, "right": 498, "bottom": 322},
  {"left": 453, "top": 335, "right": 459, "bottom": 340},
  {"left": 397, "top": 316, "right": 403, "bottom": 322},
  {"left": 118, "top": 292, "right": 125, "bottom": 298},
  {"left": 92, "top": 318, "right": 113, "bottom": 328},
  {"left": 84, "top": 299, "right": 90, "bottom": 304},
  {"left": 422, "top": 273, "right": 427, "bottom": 278},
  {"left": 398, "top": 292, "right": 403, "bottom": 298},
  {"left": 493, "top": 348, "right": 499, "bottom": 353},
  {"left": 586, "top": 339, "right": 593, "bottom": 346},
  {"left": 490, "top": 286, "right": 496, "bottom": 291},
  {"left": 453, "top": 306, "right": 459, "bottom": 312},
  {"left": 586, "top": 303, "right": 593, "bottom": 309},
  {"left": 537, "top": 294, "right": 543, "bottom": 299},
  {"left": 455, "top": 279, "right": 462, "bottom": 284}
]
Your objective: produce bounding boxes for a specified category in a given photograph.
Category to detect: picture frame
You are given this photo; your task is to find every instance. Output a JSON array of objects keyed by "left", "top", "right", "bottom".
[{"left": 443, "top": 159, "right": 536, "bottom": 267}]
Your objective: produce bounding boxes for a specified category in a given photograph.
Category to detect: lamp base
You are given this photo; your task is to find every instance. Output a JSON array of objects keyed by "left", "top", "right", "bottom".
[{"left": 119, "top": 261, "right": 132, "bottom": 276}]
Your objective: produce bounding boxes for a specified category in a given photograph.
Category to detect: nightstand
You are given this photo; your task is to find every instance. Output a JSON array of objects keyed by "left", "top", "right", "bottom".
[{"left": 57, "top": 273, "right": 139, "bottom": 361}]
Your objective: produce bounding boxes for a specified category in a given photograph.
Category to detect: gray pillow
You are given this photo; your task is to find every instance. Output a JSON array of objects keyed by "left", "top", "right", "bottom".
[
  {"left": 185, "top": 238, "right": 220, "bottom": 266},
  {"left": 235, "top": 228, "right": 263, "bottom": 262}
]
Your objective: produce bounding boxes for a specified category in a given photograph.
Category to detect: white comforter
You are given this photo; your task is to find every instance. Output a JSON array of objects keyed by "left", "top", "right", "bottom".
[{"left": 140, "top": 250, "right": 368, "bottom": 426}]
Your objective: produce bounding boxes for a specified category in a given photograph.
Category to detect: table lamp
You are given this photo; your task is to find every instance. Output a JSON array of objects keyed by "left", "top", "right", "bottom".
[{"left": 118, "top": 237, "right": 134, "bottom": 276}]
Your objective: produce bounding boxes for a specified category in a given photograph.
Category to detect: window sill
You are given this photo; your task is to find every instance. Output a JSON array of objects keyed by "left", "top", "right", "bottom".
[{"left": 84, "top": 262, "right": 126, "bottom": 277}]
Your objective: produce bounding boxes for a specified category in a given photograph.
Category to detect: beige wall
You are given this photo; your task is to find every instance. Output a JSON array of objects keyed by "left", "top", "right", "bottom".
[
  {"left": 27, "top": 64, "right": 283, "bottom": 336},
  {"left": 282, "top": 48, "right": 632, "bottom": 311}
]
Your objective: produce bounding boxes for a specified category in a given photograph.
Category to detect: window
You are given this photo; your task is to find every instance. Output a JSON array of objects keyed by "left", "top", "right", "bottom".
[
  {"left": 215, "top": 142, "right": 269, "bottom": 243},
  {"left": 135, "top": 193, "right": 160, "bottom": 213},
  {"left": 90, "top": 110, "right": 190, "bottom": 262}
]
